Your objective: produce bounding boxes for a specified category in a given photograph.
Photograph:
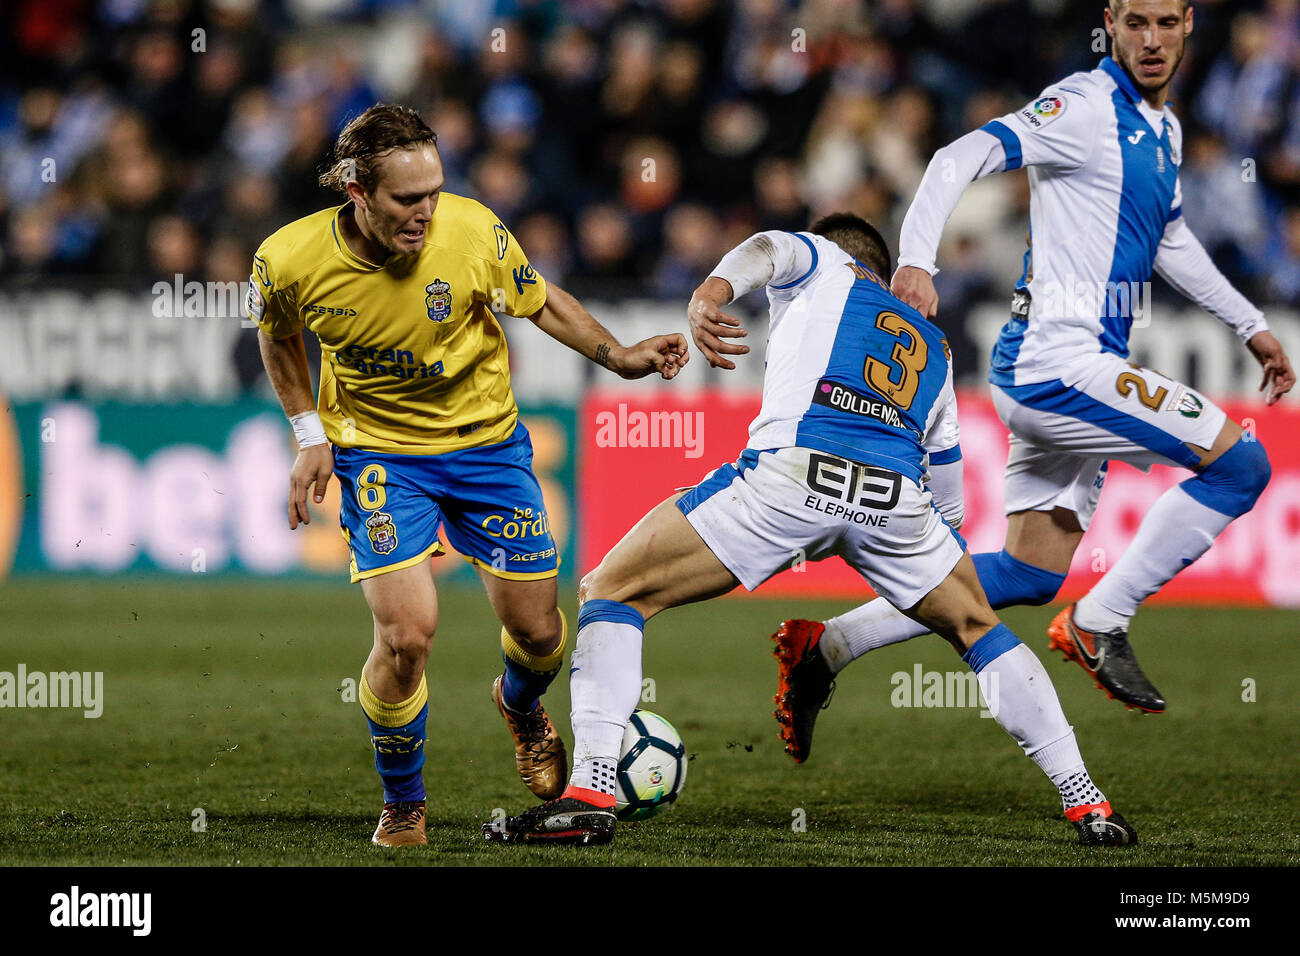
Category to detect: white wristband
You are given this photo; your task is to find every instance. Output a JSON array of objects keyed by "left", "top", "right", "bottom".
[{"left": 289, "top": 410, "right": 328, "bottom": 449}]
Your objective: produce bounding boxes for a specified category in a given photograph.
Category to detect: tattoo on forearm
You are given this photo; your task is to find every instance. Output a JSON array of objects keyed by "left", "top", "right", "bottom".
[{"left": 596, "top": 342, "right": 611, "bottom": 368}]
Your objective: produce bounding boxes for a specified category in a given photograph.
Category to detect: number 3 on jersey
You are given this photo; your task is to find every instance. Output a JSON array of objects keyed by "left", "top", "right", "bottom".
[
  {"left": 356, "top": 464, "right": 388, "bottom": 511},
  {"left": 864, "top": 311, "right": 928, "bottom": 410}
]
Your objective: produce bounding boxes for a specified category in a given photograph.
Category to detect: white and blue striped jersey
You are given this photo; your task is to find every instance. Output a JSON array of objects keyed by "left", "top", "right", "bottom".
[
  {"left": 980, "top": 58, "right": 1186, "bottom": 385},
  {"left": 717, "top": 231, "right": 961, "bottom": 484}
]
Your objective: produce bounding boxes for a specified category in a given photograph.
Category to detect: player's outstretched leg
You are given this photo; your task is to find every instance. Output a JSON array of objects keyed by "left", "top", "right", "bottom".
[
  {"left": 1063, "top": 428, "right": 1269, "bottom": 712},
  {"left": 772, "top": 549, "right": 1065, "bottom": 762},
  {"left": 483, "top": 599, "right": 637, "bottom": 845},
  {"left": 912, "top": 553, "right": 1136, "bottom": 846},
  {"left": 485, "top": 495, "right": 739, "bottom": 846}
]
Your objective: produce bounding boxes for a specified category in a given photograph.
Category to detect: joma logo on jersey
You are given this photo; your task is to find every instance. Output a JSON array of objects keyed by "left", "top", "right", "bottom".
[
  {"left": 806, "top": 453, "right": 902, "bottom": 510},
  {"left": 305, "top": 304, "right": 358, "bottom": 317},
  {"left": 425, "top": 279, "right": 453, "bottom": 321}
]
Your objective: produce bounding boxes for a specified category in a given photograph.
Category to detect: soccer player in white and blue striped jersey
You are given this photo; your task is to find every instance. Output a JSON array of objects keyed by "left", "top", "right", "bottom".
[
  {"left": 485, "top": 214, "right": 1138, "bottom": 847},
  {"left": 773, "top": 1, "right": 1295, "bottom": 748}
]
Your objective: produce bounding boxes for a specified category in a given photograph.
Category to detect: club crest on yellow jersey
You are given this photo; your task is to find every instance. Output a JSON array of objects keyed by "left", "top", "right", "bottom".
[
  {"left": 425, "top": 279, "right": 452, "bottom": 322},
  {"left": 366, "top": 511, "right": 399, "bottom": 554}
]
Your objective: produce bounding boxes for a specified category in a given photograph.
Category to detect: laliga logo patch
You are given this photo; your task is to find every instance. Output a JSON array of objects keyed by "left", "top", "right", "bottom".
[
  {"left": 648, "top": 768, "right": 664, "bottom": 786},
  {"left": 1017, "top": 95, "right": 1066, "bottom": 129},
  {"left": 425, "top": 279, "right": 452, "bottom": 322},
  {"left": 366, "top": 511, "right": 399, "bottom": 555},
  {"left": 1034, "top": 96, "right": 1063, "bottom": 117}
]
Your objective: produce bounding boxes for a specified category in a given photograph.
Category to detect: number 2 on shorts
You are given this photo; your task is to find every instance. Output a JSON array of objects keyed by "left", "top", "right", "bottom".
[{"left": 1115, "top": 369, "right": 1168, "bottom": 412}]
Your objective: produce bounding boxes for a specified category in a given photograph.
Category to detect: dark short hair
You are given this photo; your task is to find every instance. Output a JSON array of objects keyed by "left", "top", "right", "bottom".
[
  {"left": 319, "top": 103, "right": 438, "bottom": 194},
  {"left": 808, "top": 212, "right": 891, "bottom": 277}
]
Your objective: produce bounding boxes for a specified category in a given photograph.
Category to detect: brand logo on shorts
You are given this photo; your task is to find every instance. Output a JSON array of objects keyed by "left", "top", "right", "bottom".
[
  {"left": 425, "top": 279, "right": 453, "bottom": 322},
  {"left": 805, "top": 453, "right": 902, "bottom": 511},
  {"left": 366, "top": 511, "right": 399, "bottom": 555}
]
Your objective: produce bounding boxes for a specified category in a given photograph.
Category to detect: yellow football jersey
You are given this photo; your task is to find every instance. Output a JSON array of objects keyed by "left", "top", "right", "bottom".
[{"left": 247, "top": 193, "right": 548, "bottom": 454}]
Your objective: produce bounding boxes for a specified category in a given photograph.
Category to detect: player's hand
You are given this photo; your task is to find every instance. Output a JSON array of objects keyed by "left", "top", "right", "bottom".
[
  {"left": 288, "top": 443, "right": 334, "bottom": 530},
  {"left": 891, "top": 265, "right": 939, "bottom": 319},
  {"left": 1247, "top": 330, "right": 1296, "bottom": 405},
  {"left": 611, "top": 333, "right": 690, "bottom": 380},
  {"left": 688, "top": 279, "right": 749, "bottom": 370}
]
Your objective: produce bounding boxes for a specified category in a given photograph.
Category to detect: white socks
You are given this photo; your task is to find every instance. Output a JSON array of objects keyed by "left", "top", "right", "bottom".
[
  {"left": 967, "top": 633, "right": 1105, "bottom": 812},
  {"left": 568, "top": 613, "right": 644, "bottom": 787},
  {"left": 572, "top": 757, "right": 618, "bottom": 797},
  {"left": 1075, "top": 485, "right": 1233, "bottom": 633},
  {"left": 820, "top": 600, "right": 927, "bottom": 673}
]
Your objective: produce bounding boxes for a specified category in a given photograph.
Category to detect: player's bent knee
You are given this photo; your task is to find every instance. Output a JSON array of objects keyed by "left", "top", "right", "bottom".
[
  {"left": 377, "top": 619, "right": 436, "bottom": 660},
  {"left": 1019, "top": 572, "right": 1063, "bottom": 606},
  {"left": 577, "top": 571, "right": 597, "bottom": 606},
  {"left": 1184, "top": 437, "right": 1271, "bottom": 518},
  {"left": 972, "top": 549, "right": 1065, "bottom": 607},
  {"left": 501, "top": 614, "right": 561, "bottom": 655},
  {"left": 579, "top": 565, "right": 633, "bottom": 606}
]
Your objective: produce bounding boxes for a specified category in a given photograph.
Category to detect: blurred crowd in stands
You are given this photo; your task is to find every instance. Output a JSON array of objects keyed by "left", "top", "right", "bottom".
[{"left": 3, "top": 0, "right": 1300, "bottom": 350}]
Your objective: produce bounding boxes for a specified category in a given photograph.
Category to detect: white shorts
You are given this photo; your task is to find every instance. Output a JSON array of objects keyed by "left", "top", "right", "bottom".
[
  {"left": 676, "top": 446, "right": 965, "bottom": 610},
  {"left": 992, "top": 353, "right": 1228, "bottom": 529}
]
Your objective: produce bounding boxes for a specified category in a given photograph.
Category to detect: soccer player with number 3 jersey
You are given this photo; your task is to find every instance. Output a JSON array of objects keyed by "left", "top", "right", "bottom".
[
  {"left": 249, "top": 104, "right": 687, "bottom": 846},
  {"left": 486, "top": 215, "right": 1138, "bottom": 847},
  {"left": 773, "top": 0, "right": 1296, "bottom": 765}
]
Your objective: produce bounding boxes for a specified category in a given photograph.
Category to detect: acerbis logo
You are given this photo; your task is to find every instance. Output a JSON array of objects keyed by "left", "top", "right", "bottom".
[{"left": 305, "top": 303, "right": 358, "bottom": 317}]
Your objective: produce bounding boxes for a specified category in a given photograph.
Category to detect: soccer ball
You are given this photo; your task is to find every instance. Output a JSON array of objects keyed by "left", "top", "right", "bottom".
[{"left": 614, "top": 709, "right": 687, "bottom": 821}]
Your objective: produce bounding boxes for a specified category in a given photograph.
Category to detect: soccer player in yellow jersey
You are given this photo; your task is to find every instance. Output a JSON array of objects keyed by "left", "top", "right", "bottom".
[{"left": 249, "top": 104, "right": 687, "bottom": 846}]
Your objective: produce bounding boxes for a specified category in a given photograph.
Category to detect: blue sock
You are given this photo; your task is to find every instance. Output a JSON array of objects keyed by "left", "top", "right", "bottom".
[
  {"left": 360, "top": 673, "right": 428, "bottom": 803},
  {"left": 972, "top": 549, "right": 1066, "bottom": 608},
  {"left": 961, "top": 622, "right": 1022, "bottom": 672},
  {"left": 501, "top": 656, "right": 559, "bottom": 713},
  {"left": 499, "top": 610, "right": 567, "bottom": 714},
  {"left": 365, "top": 705, "right": 427, "bottom": 803}
]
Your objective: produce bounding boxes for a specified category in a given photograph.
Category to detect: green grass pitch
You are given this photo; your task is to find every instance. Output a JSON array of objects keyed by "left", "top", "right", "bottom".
[{"left": 0, "top": 578, "right": 1295, "bottom": 866}]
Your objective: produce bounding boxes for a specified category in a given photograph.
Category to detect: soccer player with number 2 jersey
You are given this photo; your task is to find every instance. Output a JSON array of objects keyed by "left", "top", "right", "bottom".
[{"left": 773, "top": 0, "right": 1295, "bottom": 761}]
